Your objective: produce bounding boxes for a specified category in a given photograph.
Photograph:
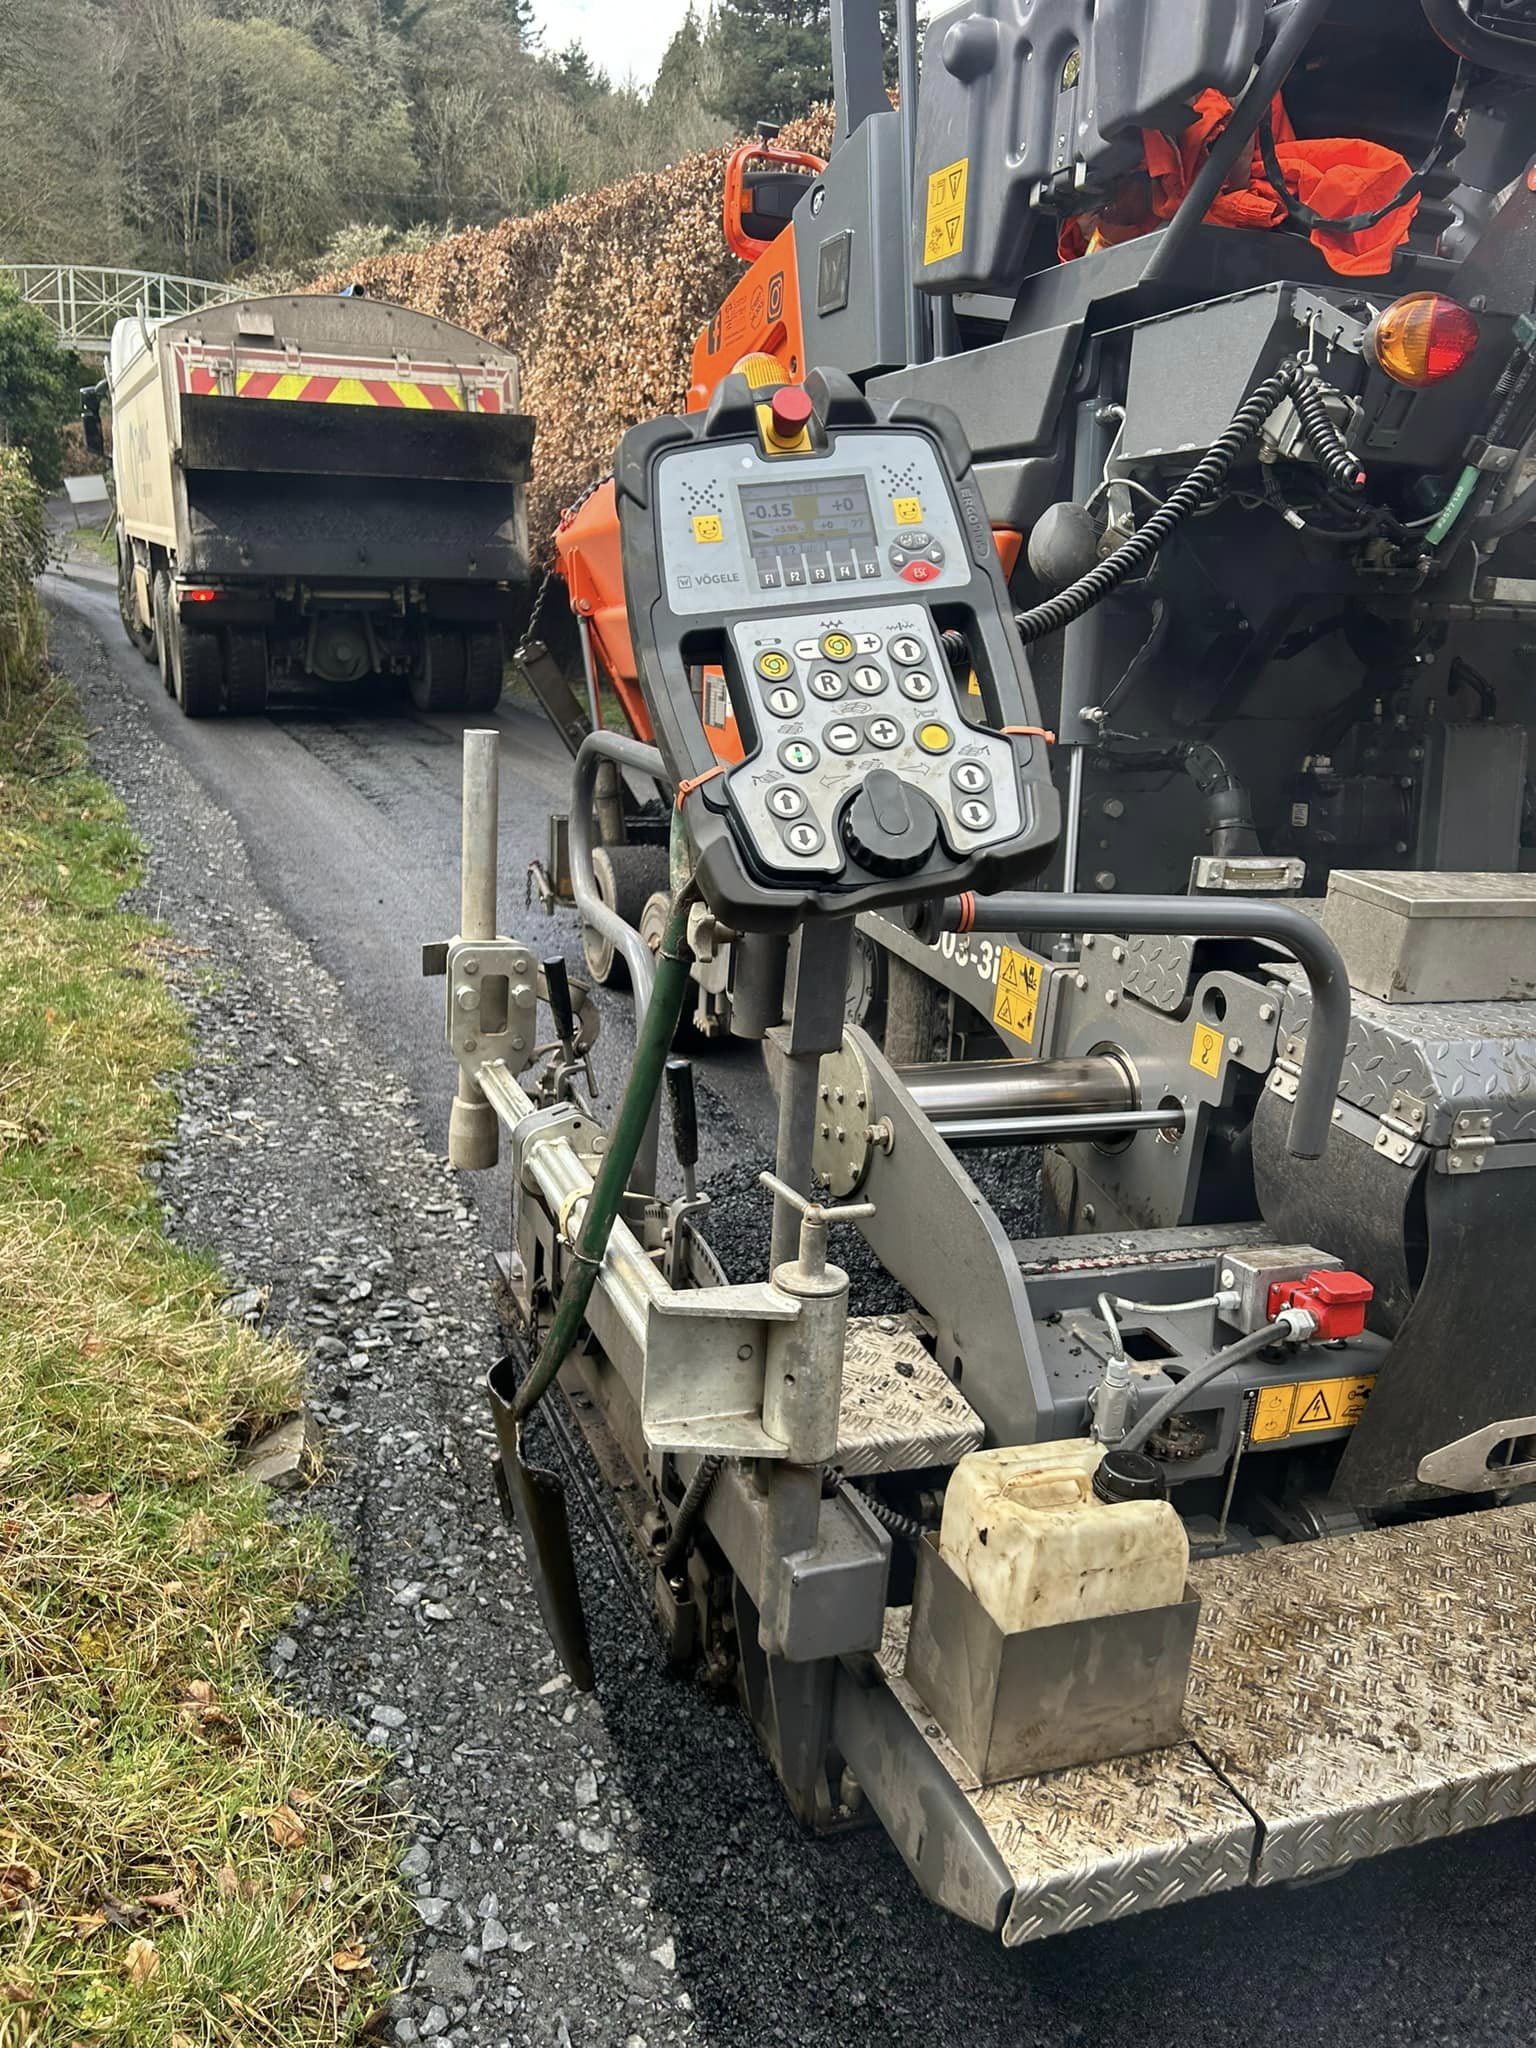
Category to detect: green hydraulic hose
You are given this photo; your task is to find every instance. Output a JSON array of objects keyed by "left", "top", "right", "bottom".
[
  {"left": 1425, "top": 463, "right": 1480, "bottom": 548},
  {"left": 512, "top": 806, "right": 697, "bottom": 1425}
]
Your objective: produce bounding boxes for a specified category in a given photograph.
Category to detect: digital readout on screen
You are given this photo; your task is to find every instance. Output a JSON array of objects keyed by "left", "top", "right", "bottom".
[{"left": 738, "top": 475, "right": 878, "bottom": 586}]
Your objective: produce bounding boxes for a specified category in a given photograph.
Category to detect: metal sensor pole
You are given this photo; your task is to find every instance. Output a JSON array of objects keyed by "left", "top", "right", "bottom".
[{"left": 449, "top": 728, "right": 502, "bottom": 1170}]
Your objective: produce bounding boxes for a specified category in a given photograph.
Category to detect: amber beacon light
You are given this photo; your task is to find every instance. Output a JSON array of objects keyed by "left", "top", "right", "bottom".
[{"left": 1366, "top": 292, "right": 1480, "bottom": 388}]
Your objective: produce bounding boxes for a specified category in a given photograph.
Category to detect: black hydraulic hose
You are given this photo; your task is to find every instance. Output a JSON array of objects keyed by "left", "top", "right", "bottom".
[
  {"left": 911, "top": 891, "right": 1351, "bottom": 1161},
  {"left": 659, "top": 1455, "right": 724, "bottom": 1579},
  {"left": 1119, "top": 1321, "right": 1287, "bottom": 1456},
  {"left": 1013, "top": 363, "right": 1364, "bottom": 647},
  {"left": 660, "top": 1458, "right": 926, "bottom": 1578},
  {"left": 1141, "top": 0, "right": 1334, "bottom": 286}
]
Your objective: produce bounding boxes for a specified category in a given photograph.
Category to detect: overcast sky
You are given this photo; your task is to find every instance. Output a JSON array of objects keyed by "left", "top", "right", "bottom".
[{"left": 537, "top": 0, "right": 698, "bottom": 89}]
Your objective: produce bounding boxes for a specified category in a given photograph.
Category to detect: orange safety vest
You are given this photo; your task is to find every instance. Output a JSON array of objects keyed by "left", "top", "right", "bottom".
[{"left": 1059, "top": 90, "right": 1420, "bottom": 278}]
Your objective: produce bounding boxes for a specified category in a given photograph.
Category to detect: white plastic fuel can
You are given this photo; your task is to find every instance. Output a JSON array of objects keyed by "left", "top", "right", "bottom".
[{"left": 938, "top": 1439, "right": 1188, "bottom": 1635}]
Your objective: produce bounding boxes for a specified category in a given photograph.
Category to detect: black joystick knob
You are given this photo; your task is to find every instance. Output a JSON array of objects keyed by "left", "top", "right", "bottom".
[{"left": 841, "top": 767, "right": 939, "bottom": 877}]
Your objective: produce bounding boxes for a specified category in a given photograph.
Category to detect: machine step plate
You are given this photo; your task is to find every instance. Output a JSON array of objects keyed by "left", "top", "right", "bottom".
[
  {"left": 835, "top": 1316, "right": 983, "bottom": 1474},
  {"left": 879, "top": 1503, "right": 1536, "bottom": 1944}
]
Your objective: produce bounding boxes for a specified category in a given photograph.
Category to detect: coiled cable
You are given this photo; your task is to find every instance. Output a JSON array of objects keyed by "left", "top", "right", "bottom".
[
  {"left": 826, "top": 1468, "right": 927, "bottom": 1544},
  {"left": 1014, "top": 362, "right": 1365, "bottom": 647}
]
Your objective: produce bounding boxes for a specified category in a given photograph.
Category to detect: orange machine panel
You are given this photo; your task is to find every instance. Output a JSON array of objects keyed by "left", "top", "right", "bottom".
[
  {"left": 555, "top": 488, "right": 742, "bottom": 763},
  {"left": 688, "top": 228, "right": 807, "bottom": 413}
]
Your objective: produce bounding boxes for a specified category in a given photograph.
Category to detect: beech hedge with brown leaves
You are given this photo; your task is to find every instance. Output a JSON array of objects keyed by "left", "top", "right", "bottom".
[{"left": 320, "top": 108, "right": 836, "bottom": 558}]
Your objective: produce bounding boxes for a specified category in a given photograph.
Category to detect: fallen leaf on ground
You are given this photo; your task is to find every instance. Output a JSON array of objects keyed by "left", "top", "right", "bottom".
[
  {"left": 330, "top": 1947, "right": 370, "bottom": 1974},
  {"left": 66, "top": 1911, "right": 108, "bottom": 1937},
  {"left": 139, "top": 1890, "right": 186, "bottom": 1916},
  {"left": 101, "top": 1895, "right": 148, "bottom": 1931},
  {"left": 123, "top": 1936, "right": 158, "bottom": 1987},
  {"left": 0, "top": 1866, "right": 40, "bottom": 1909},
  {"left": 267, "top": 1805, "right": 306, "bottom": 1850}
]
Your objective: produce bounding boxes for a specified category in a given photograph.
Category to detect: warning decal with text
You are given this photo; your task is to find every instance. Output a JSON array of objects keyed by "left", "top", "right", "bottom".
[
  {"left": 1251, "top": 1374, "right": 1376, "bottom": 1444},
  {"left": 924, "top": 159, "right": 969, "bottom": 264},
  {"left": 992, "top": 946, "right": 1042, "bottom": 1044}
]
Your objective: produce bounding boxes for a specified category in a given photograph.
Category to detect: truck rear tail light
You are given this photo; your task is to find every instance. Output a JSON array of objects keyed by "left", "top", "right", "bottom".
[
  {"left": 181, "top": 586, "right": 221, "bottom": 603},
  {"left": 1366, "top": 293, "right": 1480, "bottom": 388}
]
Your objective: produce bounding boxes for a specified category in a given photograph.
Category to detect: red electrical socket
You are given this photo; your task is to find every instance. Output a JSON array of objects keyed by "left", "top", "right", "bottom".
[{"left": 1267, "top": 1268, "right": 1374, "bottom": 1341}]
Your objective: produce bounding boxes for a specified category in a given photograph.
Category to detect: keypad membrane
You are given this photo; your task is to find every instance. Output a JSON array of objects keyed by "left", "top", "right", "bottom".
[{"left": 726, "top": 608, "right": 1020, "bottom": 876}]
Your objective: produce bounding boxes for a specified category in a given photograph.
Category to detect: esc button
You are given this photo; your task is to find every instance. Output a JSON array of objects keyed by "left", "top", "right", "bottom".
[{"left": 900, "top": 560, "right": 941, "bottom": 586}]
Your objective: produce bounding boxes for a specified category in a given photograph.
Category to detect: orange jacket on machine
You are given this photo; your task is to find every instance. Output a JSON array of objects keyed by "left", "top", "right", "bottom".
[{"left": 1059, "top": 90, "right": 1421, "bottom": 278}]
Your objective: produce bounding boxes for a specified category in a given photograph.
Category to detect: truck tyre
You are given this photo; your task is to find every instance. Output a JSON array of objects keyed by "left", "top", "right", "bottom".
[
  {"left": 225, "top": 629, "right": 269, "bottom": 715},
  {"left": 410, "top": 631, "right": 468, "bottom": 713},
  {"left": 119, "top": 536, "right": 155, "bottom": 661},
  {"left": 153, "top": 569, "right": 174, "bottom": 690},
  {"left": 582, "top": 843, "right": 668, "bottom": 987},
  {"left": 462, "top": 628, "right": 505, "bottom": 713},
  {"left": 170, "top": 620, "right": 224, "bottom": 719}
]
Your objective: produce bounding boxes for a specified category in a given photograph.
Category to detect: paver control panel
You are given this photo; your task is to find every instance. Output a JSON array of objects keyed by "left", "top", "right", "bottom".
[{"left": 615, "top": 368, "right": 1060, "bottom": 929}]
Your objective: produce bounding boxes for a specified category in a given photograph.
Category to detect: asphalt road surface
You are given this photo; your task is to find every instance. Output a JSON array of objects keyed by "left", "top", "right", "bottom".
[{"left": 45, "top": 565, "right": 1536, "bottom": 2048}]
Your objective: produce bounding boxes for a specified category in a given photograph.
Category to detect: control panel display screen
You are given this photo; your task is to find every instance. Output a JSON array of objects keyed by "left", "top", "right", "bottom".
[{"left": 738, "top": 475, "right": 878, "bottom": 589}]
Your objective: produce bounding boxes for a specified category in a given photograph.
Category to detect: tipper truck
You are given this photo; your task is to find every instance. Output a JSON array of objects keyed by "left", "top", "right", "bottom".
[{"left": 92, "top": 293, "right": 533, "bottom": 717}]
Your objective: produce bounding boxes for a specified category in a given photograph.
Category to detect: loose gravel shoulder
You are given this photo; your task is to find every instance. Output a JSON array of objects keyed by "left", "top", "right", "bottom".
[{"left": 56, "top": 594, "right": 1536, "bottom": 2048}]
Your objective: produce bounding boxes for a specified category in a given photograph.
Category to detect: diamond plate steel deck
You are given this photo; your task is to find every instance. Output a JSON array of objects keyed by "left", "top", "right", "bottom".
[
  {"left": 1186, "top": 1502, "right": 1536, "bottom": 1883},
  {"left": 876, "top": 1504, "right": 1536, "bottom": 1940},
  {"left": 835, "top": 1317, "right": 983, "bottom": 1475},
  {"left": 1277, "top": 969, "right": 1536, "bottom": 1144},
  {"left": 878, "top": 1611, "right": 1256, "bottom": 1944}
]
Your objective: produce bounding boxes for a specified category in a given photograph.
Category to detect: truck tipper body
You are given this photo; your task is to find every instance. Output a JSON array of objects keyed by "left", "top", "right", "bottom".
[{"left": 101, "top": 293, "right": 533, "bottom": 716}]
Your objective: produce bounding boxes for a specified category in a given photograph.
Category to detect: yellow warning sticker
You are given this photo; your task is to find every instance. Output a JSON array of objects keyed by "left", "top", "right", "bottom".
[
  {"left": 924, "top": 157, "right": 969, "bottom": 265},
  {"left": 1189, "top": 1021, "right": 1224, "bottom": 1078},
  {"left": 1251, "top": 1374, "right": 1376, "bottom": 1444},
  {"left": 692, "top": 514, "right": 723, "bottom": 543},
  {"left": 891, "top": 496, "right": 924, "bottom": 527},
  {"left": 993, "top": 946, "right": 1043, "bottom": 1044}
]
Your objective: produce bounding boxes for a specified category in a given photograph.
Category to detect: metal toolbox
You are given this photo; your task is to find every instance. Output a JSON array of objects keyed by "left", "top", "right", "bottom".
[{"left": 1323, "top": 871, "right": 1536, "bottom": 1004}]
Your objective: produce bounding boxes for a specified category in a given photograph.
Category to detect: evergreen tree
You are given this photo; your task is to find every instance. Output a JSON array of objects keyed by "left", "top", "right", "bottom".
[
  {"left": 556, "top": 40, "right": 608, "bottom": 104},
  {"left": 705, "top": 0, "right": 831, "bottom": 131},
  {"left": 499, "top": 0, "right": 539, "bottom": 49}
]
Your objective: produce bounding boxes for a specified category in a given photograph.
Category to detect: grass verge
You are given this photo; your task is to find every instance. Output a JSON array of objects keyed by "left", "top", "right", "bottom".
[{"left": 0, "top": 613, "right": 402, "bottom": 2043}]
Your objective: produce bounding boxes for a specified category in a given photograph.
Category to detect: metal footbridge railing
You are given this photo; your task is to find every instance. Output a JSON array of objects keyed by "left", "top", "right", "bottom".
[{"left": 0, "top": 263, "right": 242, "bottom": 353}]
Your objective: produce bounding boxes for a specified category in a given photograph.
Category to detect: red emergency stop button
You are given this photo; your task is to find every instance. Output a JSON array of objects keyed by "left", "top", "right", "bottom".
[
  {"left": 768, "top": 385, "right": 815, "bottom": 444},
  {"left": 1267, "top": 1269, "right": 1374, "bottom": 1341},
  {"left": 900, "top": 559, "right": 941, "bottom": 584}
]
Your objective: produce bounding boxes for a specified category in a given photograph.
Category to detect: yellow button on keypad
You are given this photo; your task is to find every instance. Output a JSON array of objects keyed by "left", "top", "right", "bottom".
[
  {"left": 916, "top": 722, "right": 954, "bottom": 754},
  {"left": 820, "top": 631, "right": 855, "bottom": 662},
  {"left": 692, "top": 514, "right": 724, "bottom": 544},
  {"left": 755, "top": 649, "right": 793, "bottom": 682}
]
